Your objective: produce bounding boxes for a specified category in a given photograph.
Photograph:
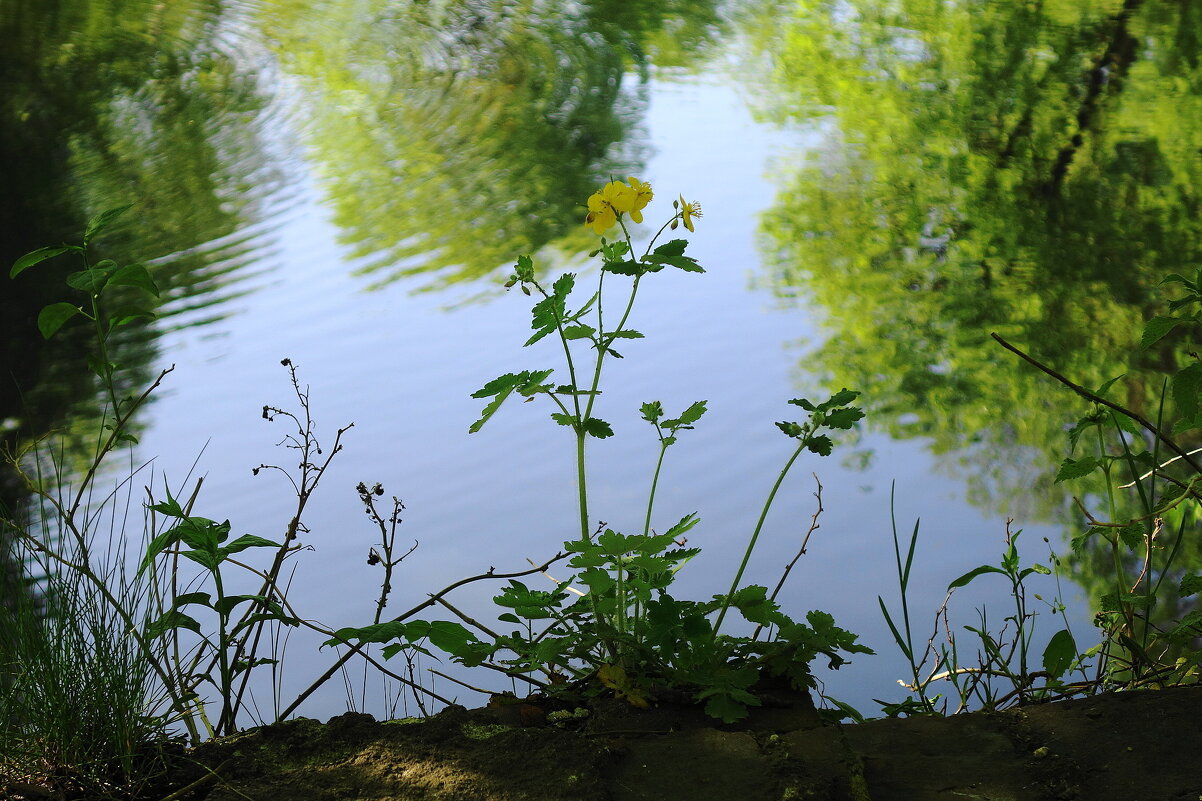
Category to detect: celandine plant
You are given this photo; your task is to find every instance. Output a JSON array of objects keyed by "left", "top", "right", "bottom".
[{"left": 334, "top": 178, "right": 872, "bottom": 722}]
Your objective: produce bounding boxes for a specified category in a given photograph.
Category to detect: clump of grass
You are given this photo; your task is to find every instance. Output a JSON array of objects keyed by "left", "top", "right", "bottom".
[{"left": 0, "top": 499, "right": 174, "bottom": 798}]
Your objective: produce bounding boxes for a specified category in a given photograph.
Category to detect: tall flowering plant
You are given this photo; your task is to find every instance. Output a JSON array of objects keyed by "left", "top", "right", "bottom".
[{"left": 334, "top": 178, "right": 870, "bottom": 722}]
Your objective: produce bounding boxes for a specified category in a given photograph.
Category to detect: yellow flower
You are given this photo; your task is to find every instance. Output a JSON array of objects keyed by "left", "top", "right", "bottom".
[
  {"left": 600, "top": 180, "right": 636, "bottom": 212},
  {"left": 624, "top": 177, "right": 653, "bottom": 223},
  {"left": 678, "top": 195, "right": 702, "bottom": 232},
  {"left": 584, "top": 178, "right": 654, "bottom": 234},
  {"left": 585, "top": 189, "right": 618, "bottom": 234}
]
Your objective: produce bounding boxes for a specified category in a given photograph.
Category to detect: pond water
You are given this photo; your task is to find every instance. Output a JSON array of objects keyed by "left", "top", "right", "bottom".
[{"left": 3, "top": 0, "right": 1200, "bottom": 723}]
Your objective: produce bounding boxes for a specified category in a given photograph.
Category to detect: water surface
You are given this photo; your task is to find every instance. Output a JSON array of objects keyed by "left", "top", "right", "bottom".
[{"left": 5, "top": 0, "right": 1200, "bottom": 721}]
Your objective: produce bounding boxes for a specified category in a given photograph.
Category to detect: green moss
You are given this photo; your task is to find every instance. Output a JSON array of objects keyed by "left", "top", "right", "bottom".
[
  {"left": 383, "top": 717, "right": 424, "bottom": 726},
  {"left": 460, "top": 722, "right": 508, "bottom": 740}
]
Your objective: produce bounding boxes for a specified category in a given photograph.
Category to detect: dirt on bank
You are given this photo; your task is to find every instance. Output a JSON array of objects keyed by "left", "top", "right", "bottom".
[{"left": 124, "top": 683, "right": 1202, "bottom": 801}]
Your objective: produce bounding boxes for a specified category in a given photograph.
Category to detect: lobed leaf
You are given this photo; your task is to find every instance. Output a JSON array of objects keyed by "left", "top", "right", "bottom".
[
  {"left": 583, "top": 417, "right": 613, "bottom": 438},
  {"left": 823, "top": 407, "right": 864, "bottom": 429},
  {"left": 601, "top": 260, "right": 642, "bottom": 276},
  {"left": 640, "top": 401, "right": 663, "bottom": 423},
  {"left": 1172, "top": 362, "right": 1202, "bottom": 421},
  {"left": 1140, "top": 315, "right": 1186, "bottom": 350},
  {"left": 1180, "top": 574, "right": 1202, "bottom": 597},
  {"left": 562, "top": 324, "right": 595, "bottom": 340},
  {"left": 1054, "top": 457, "right": 1100, "bottom": 483},
  {"left": 805, "top": 435, "right": 833, "bottom": 456}
]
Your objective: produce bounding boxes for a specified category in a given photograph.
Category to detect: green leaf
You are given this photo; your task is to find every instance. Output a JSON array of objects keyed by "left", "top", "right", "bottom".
[
  {"left": 664, "top": 512, "right": 701, "bottom": 540},
  {"left": 819, "top": 389, "right": 860, "bottom": 410},
  {"left": 788, "top": 398, "right": 816, "bottom": 411},
  {"left": 138, "top": 531, "right": 176, "bottom": 576},
  {"left": 1118, "top": 523, "right": 1147, "bottom": 553},
  {"left": 65, "top": 260, "right": 116, "bottom": 293},
  {"left": 37, "top": 303, "right": 81, "bottom": 339},
  {"left": 553, "top": 385, "right": 596, "bottom": 396},
  {"left": 425, "top": 620, "right": 482, "bottom": 656},
  {"left": 606, "top": 329, "right": 644, "bottom": 340},
  {"left": 381, "top": 643, "right": 407, "bottom": 660},
  {"left": 1099, "top": 591, "right": 1154, "bottom": 611},
  {"left": 1180, "top": 574, "right": 1202, "bottom": 597},
  {"left": 171, "top": 517, "right": 230, "bottom": 551},
  {"left": 213, "top": 594, "right": 265, "bottom": 616},
  {"left": 511, "top": 254, "right": 534, "bottom": 283},
  {"left": 643, "top": 253, "right": 703, "bottom": 272},
  {"left": 651, "top": 239, "right": 688, "bottom": 258},
  {"left": 469, "top": 373, "right": 524, "bottom": 432},
  {"left": 583, "top": 417, "right": 613, "bottom": 438},
  {"left": 11, "top": 245, "right": 76, "bottom": 278},
  {"left": 550, "top": 412, "right": 577, "bottom": 427},
  {"left": 600, "top": 240, "right": 631, "bottom": 261},
  {"left": 1167, "top": 610, "right": 1202, "bottom": 642},
  {"left": 823, "top": 407, "right": 864, "bottom": 429},
  {"left": 148, "top": 495, "right": 186, "bottom": 518},
  {"left": 525, "top": 275, "right": 574, "bottom": 345},
  {"left": 84, "top": 203, "right": 134, "bottom": 244},
  {"left": 820, "top": 696, "right": 867, "bottom": 724},
  {"left": 1140, "top": 315, "right": 1186, "bottom": 350},
  {"left": 562, "top": 324, "right": 595, "bottom": 340},
  {"left": 146, "top": 610, "right": 203, "bottom": 640},
  {"left": 230, "top": 612, "right": 300, "bottom": 637},
  {"left": 173, "top": 592, "right": 213, "bottom": 609},
  {"left": 108, "top": 263, "right": 160, "bottom": 296},
  {"left": 1161, "top": 272, "right": 1197, "bottom": 290},
  {"left": 1041, "top": 629, "right": 1077, "bottom": 679},
  {"left": 776, "top": 420, "right": 803, "bottom": 438},
  {"left": 663, "top": 400, "right": 707, "bottom": 429},
  {"left": 644, "top": 239, "right": 704, "bottom": 273},
  {"left": 948, "top": 564, "right": 1007, "bottom": 590},
  {"left": 727, "top": 585, "right": 780, "bottom": 625},
  {"left": 180, "top": 550, "right": 222, "bottom": 571},
  {"left": 108, "top": 308, "right": 157, "bottom": 330},
  {"left": 601, "top": 259, "right": 643, "bottom": 276},
  {"left": 1054, "top": 457, "right": 1101, "bottom": 483},
  {"left": 222, "top": 534, "right": 281, "bottom": 555},
  {"left": 1065, "top": 413, "right": 1103, "bottom": 452},
  {"left": 1172, "top": 362, "right": 1202, "bottom": 421},
  {"left": 1093, "top": 374, "right": 1126, "bottom": 398},
  {"left": 1173, "top": 414, "right": 1202, "bottom": 436},
  {"left": 324, "top": 620, "right": 410, "bottom": 648},
  {"left": 640, "top": 401, "right": 663, "bottom": 423},
  {"left": 806, "top": 435, "right": 833, "bottom": 456}
]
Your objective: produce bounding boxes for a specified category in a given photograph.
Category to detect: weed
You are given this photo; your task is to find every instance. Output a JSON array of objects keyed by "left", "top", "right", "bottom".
[{"left": 331, "top": 179, "right": 871, "bottom": 722}]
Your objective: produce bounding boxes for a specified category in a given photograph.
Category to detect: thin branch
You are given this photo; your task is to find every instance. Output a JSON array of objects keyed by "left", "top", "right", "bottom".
[
  {"left": 277, "top": 553, "right": 569, "bottom": 720},
  {"left": 433, "top": 596, "right": 502, "bottom": 640},
  {"left": 752, "top": 473, "right": 825, "bottom": 642},
  {"left": 992, "top": 334, "right": 1202, "bottom": 474},
  {"left": 428, "top": 669, "right": 495, "bottom": 697}
]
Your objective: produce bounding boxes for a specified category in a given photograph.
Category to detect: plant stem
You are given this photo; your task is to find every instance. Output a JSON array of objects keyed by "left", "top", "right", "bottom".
[
  {"left": 714, "top": 438, "right": 807, "bottom": 634},
  {"left": 643, "top": 440, "right": 669, "bottom": 538}
]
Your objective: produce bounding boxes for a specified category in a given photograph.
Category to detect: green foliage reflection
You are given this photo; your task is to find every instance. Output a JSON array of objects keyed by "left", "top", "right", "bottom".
[
  {"left": 257, "top": 0, "right": 723, "bottom": 289},
  {"left": 747, "top": 0, "right": 1202, "bottom": 520}
]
